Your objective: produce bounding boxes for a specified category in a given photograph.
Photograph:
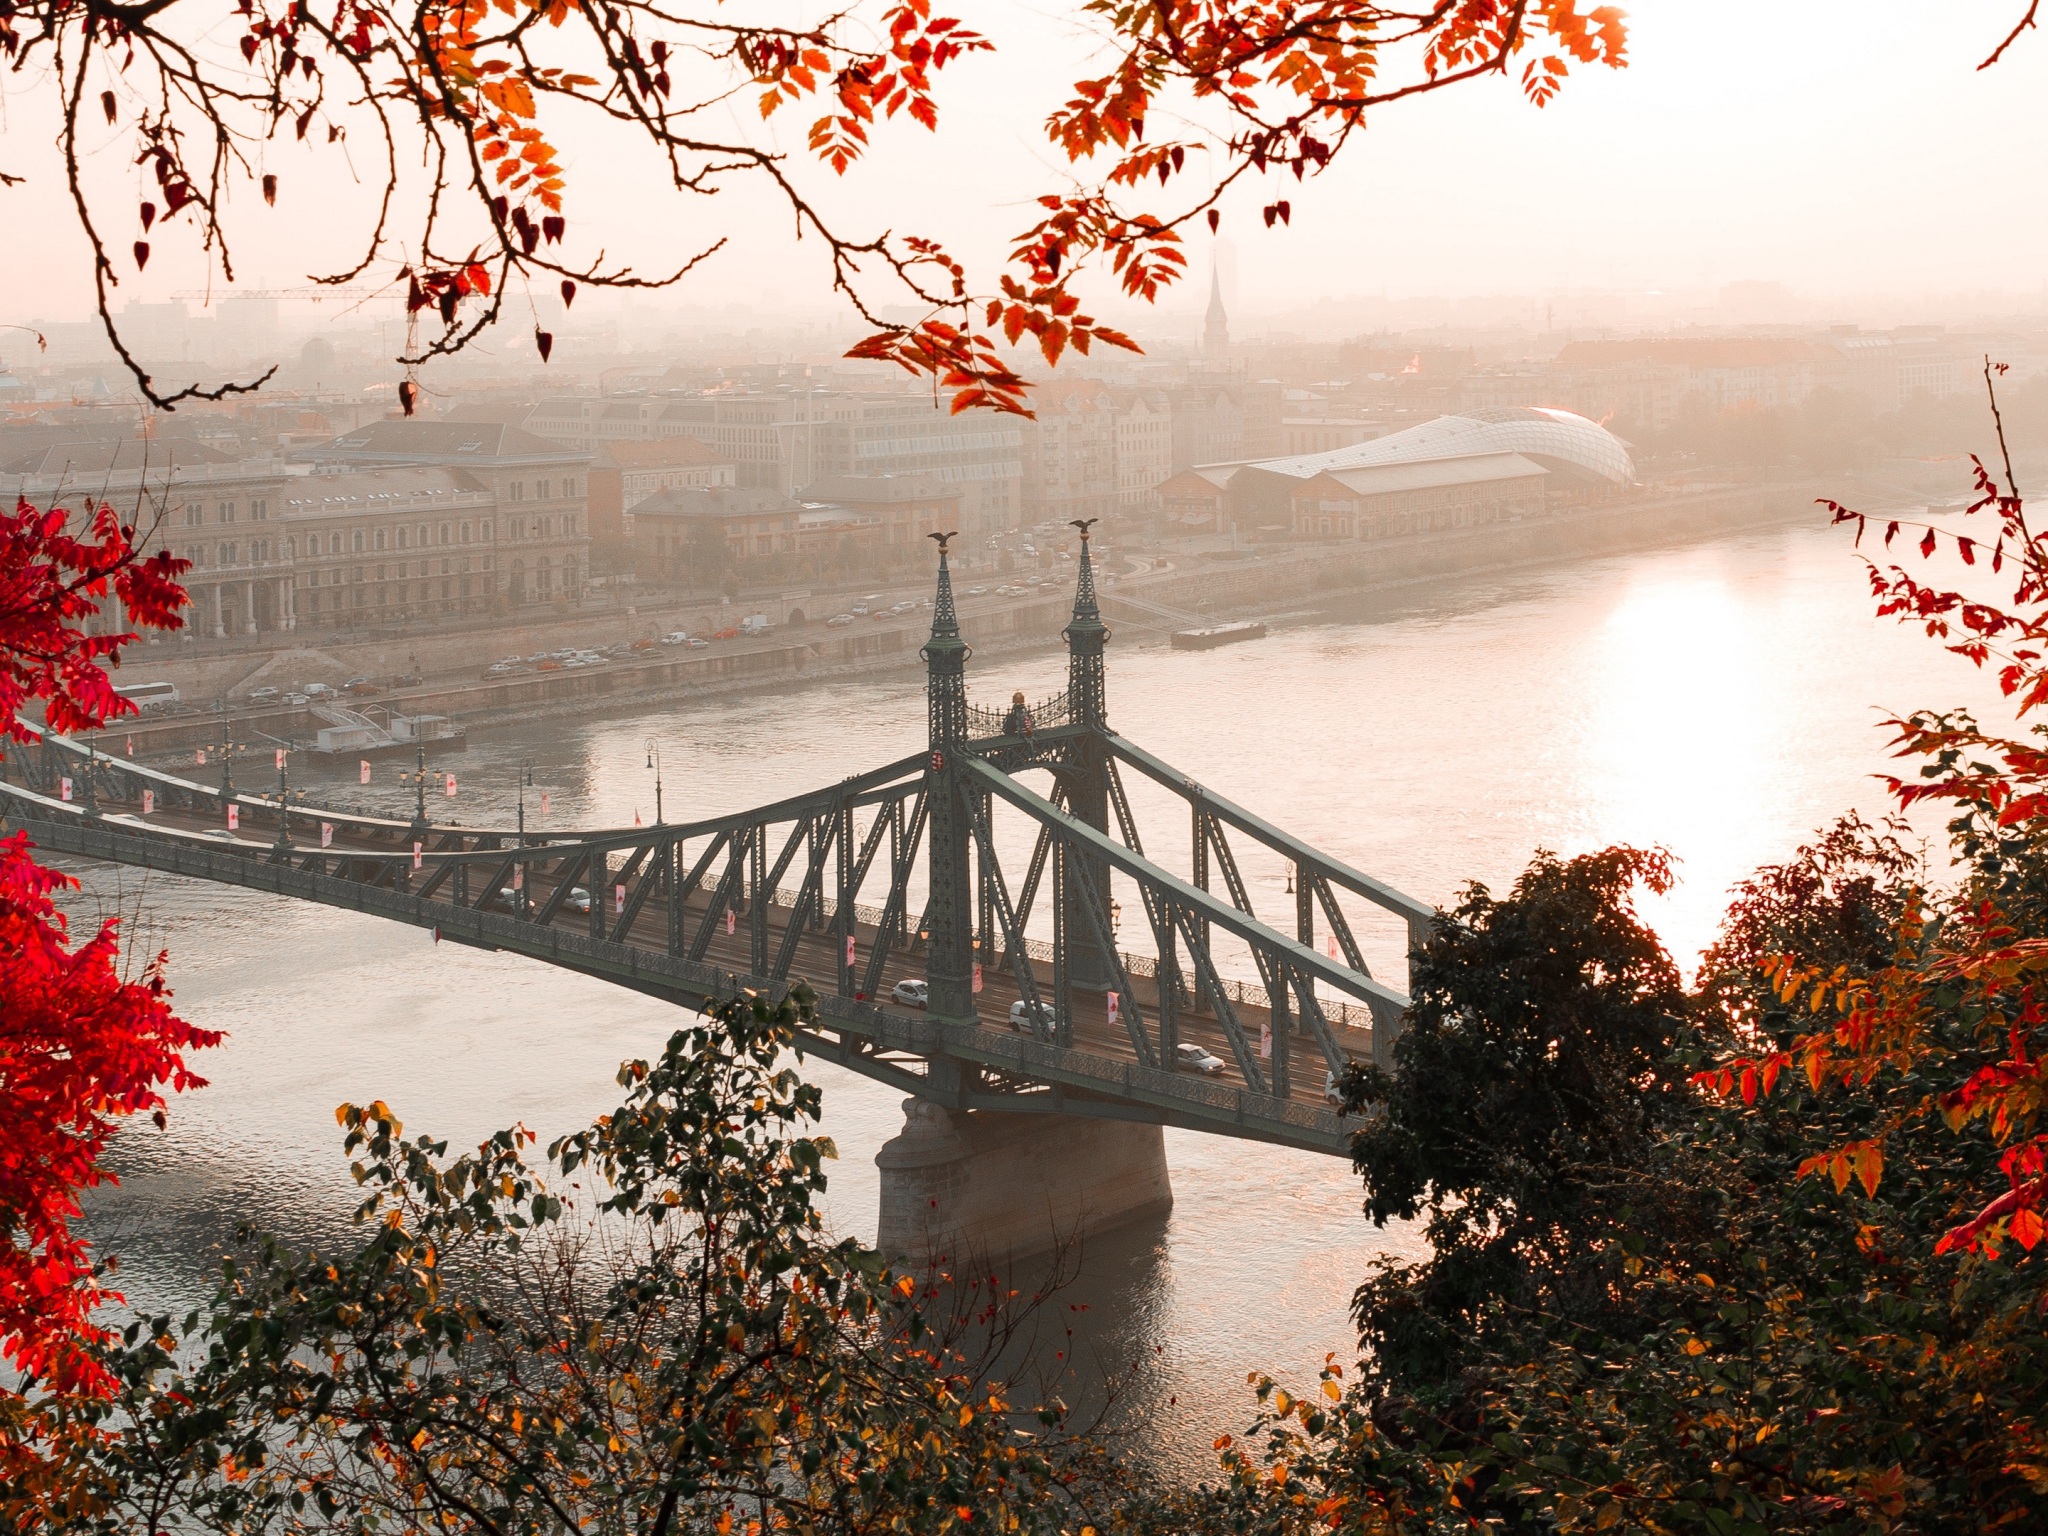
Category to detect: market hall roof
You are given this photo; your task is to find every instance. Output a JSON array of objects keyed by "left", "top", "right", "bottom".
[{"left": 1240, "top": 406, "right": 1634, "bottom": 487}]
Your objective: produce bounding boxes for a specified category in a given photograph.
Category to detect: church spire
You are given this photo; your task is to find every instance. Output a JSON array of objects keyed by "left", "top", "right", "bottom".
[{"left": 1203, "top": 264, "right": 1230, "bottom": 360}]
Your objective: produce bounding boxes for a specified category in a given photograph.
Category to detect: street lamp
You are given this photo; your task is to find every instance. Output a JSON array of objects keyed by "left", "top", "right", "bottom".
[
  {"left": 514, "top": 761, "right": 537, "bottom": 914},
  {"left": 399, "top": 732, "right": 430, "bottom": 836},
  {"left": 272, "top": 744, "right": 302, "bottom": 857},
  {"left": 645, "top": 738, "right": 664, "bottom": 824}
]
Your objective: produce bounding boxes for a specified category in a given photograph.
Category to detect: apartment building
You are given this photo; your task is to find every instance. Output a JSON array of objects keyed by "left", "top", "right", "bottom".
[{"left": 300, "top": 420, "right": 591, "bottom": 613}]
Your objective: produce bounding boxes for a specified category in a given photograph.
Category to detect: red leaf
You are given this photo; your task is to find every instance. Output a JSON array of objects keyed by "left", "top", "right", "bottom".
[
  {"left": 261, "top": 174, "right": 277, "bottom": 207},
  {"left": 133, "top": 241, "right": 150, "bottom": 271},
  {"left": 560, "top": 279, "right": 577, "bottom": 309},
  {"left": 1920, "top": 528, "right": 1938, "bottom": 557},
  {"left": 535, "top": 329, "right": 554, "bottom": 362},
  {"left": 139, "top": 203, "right": 156, "bottom": 232},
  {"left": 100, "top": 91, "right": 117, "bottom": 125},
  {"left": 1206, "top": 208, "right": 1220, "bottom": 233}
]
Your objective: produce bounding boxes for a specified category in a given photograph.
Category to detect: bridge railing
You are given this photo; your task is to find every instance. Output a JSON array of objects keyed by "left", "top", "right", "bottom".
[{"left": 964, "top": 690, "right": 1071, "bottom": 739}]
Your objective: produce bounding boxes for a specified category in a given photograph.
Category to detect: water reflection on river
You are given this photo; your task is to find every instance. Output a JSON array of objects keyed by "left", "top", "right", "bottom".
[{"left": 68, "top": 515, "right": 2001, "bottom": 1479}]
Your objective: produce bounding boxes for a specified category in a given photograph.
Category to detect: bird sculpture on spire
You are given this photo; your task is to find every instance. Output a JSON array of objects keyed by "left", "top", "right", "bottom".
[
  {"left": 928, "top": 530, "right": 958, "bottom": 552},
  {"left": 1069, "top": 517, "right": 1098, "bottom": 541}
]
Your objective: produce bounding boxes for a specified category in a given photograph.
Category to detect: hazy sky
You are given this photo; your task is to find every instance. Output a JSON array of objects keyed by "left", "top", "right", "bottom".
[{"left": 1, "top": 0, "right": 2044, "bottom": 336}]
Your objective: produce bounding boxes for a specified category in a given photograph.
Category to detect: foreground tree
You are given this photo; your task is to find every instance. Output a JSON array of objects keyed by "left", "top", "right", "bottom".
[
  {"left": 0, "top": 0, "right": 1631, "bottom": 411},
  {"left": 0, "top": 497, "right": 213, "bottom": 1491},
  {"left": 18, "top": 988, "right": 1142, "bottom": 1535}
]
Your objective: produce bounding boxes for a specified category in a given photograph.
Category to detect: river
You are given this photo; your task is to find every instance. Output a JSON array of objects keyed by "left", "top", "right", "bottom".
[{"left": 64, "top": 510, "right": 2004, "bottom": 1479}]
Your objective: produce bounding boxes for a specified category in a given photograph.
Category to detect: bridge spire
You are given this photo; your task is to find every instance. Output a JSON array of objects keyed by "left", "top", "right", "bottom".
[
  {"left": 920, "top": 531, "right": 975, "bottom": 1026},
  {"left": 922, "top": 532, "right": 969, "bottom": 749},
  {"left": 1064, "top": 518, "right": 1108, "bottom": 728}
]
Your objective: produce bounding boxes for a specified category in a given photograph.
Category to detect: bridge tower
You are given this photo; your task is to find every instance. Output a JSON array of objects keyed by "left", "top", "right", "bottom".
[
  {"left": 1060, "top": 521, "right": 1115, "bottom": 1004},
  {"left": 921, "top": 535, "right": 976, "bottom": 1028}
]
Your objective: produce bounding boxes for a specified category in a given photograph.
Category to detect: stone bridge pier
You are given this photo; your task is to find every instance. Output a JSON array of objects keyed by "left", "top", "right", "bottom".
[{"left": 875, "top": 1098, "right": 1173, "bottom": 1264}]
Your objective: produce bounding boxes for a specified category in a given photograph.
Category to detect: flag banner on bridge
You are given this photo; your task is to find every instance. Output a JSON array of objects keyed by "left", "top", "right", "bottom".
[
  {"left": 445, "top": 773, "right": 457, "bottom": 797},
  {"left": 973, "top": 962, "right": 983, "bottom": 993},
  {"left": 634, "top": 809, "right": 643, "bottom": 826},
  {"left": 1327, "top": 933, "right": 1339, "bottom": 961},
  {"left": 226, "top": 805, "right": 239, "bottom": 831},
  {"left": 614, "top": 883, "right": 626, "bottom": 914},
  {"left": 1260, "top": 1018, "right": 1273, "bottom": 1059},
  {"left": 141, "top": 790, "right": 153, "bottom": 815},
  {"left": 513, "top": 866, "right": 524, "bottom": 891},
  {"left": 1108, "top": 991, "right": 1119, "bottom": 1028},
  {"left": 275, "top": 748, "right": 286, "bottom": 770},
  {"left": 413, "top": 843, "right": 423, "bottom": 871},
  {"left": 321, "top": 823, "right": 333, "bottom": 848},
  {"left": 846, "top": 934, "right": 856, "bottom": 967},
  {"left": 125, "top": 736, "right": 133, "bottom": 756},
  {"left": 359, "top": 760, "right": 371, "bottom": 784},
  {"left": 540, "top": 792, "right": 550, "bottom": 816},
  {"left": 725, "top": 907, "right": 736, "bottom": 935},
  {"left": 58, "top": 777, "right": 71, "bottom": 802},
  {"left": 196, "top": 749, "right": 206, "bottom": 766}
]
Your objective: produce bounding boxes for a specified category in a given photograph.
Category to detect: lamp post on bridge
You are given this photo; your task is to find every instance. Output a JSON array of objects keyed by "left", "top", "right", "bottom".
[
  {"left": 398, "top": 733, "right": 431, "bottom": 839},
  {"left": 271, "top": 743, "right": 305, "bottom": 858},
  {"left": 514, "top": 761, "right": 537, "bottom": 916},
  {"left": 645, "top": 738, "right": 664, "bottom": 825}
]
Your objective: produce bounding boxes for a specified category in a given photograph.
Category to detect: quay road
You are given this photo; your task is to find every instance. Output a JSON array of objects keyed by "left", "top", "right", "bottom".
[{"left": 86, "top": 583, "right": 1088, "bottom": 761}]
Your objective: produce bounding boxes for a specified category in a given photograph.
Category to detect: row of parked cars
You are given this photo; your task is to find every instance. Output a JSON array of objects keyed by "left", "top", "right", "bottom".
[
  {"left": 242, "top": 677, "right": 382, "bottom": 707},
  {"left": 827, "top": 596, "right": 927, "bottom": 627}
]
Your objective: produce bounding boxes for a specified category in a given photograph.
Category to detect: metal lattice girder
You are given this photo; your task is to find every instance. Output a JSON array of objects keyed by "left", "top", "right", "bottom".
[
  {"left": 1063, "top": 838, "right": 1154, "bottom": 1068},
  {"left": 773, "top": 812, "right": 838, "bottom": 982},
  {"left": 534, "top": 848, "right": 592, "bottom": 924},
  {"left": 963, "top": 756, "right": 1409, "bottom": 1018},
  {"left": 690, "top": 838, "right": 748, "bottom": 963},
  {"left": 858, "top": 786, "right": 929, "bottom": 1001},
  {"left": 1168, "top": 902, "right": 1266, "bottom": 1094},
  {"left": 965, "top": 794, "right": 1052, "bottom": 1041},
  {"left": 1108, "top": 735, "right": 1435, "bottom": 945}
]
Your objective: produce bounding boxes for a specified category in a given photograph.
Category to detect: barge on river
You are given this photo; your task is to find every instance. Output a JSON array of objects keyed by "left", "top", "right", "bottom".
[{"left": 1170, "top": 620, "right": 1269, "bottom": 652}]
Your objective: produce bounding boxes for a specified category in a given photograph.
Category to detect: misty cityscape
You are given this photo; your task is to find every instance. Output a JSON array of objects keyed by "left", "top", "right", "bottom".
[{"left": 6, "top": 4, "right": 2048, "bottom": 1531}]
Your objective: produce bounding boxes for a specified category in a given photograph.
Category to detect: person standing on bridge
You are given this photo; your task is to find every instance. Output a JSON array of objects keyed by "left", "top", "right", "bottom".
[{"left": 1003, "top": 690, "right": 1034, "bottom": 736}]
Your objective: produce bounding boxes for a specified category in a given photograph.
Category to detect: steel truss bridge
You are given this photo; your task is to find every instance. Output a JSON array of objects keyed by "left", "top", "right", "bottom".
[{"left": 0, "top": 537, "right": 1432, "bottom": 1155}]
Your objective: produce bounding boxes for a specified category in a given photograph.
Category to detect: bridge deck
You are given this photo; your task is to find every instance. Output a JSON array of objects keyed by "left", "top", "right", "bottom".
[{"left": 12, "top": 781, "right": 1369, "bottom": 1151}]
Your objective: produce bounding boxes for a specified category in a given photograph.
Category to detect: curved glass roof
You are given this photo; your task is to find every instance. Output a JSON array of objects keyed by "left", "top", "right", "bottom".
[{"left": 1250, "top": 406, "right": 1634, "bottom": 486}]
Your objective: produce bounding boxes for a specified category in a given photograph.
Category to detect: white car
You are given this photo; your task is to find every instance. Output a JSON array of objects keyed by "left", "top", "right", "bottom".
[
  {"left": 827, "top": 613, "right": 856, "bottom": 627},
  {"left": 965, "top": 586, "right": 987, "bottom": 596},
  {"left": 1324, "top": 1070, "right": 1348, "bottom": 1106},
  {"left": 1175, "top": 1042, "right": 1226, "bottom": 1075},
  {"left": 661, "top": 632, "right": 691, "bottom": 645},
  {"left": 890, "top": 978, "right": 929, "bottom": 1009},
  {"left": 566, "top": 886, "right": 592, "bottom": 914},
  {"left": 1008, "top": 998, "right": 1053, "bottom": 1033},
  {"left": 283, "top": 692, "right": 310, "bottom": 705}
]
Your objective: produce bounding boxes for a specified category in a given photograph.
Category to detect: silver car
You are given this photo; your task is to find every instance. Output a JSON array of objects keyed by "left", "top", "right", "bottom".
[
  {"left": 1174, "top": 1042, "right": 1226, "bottom": 1075},
  {"left": 890, "top": 978, "right": 929, "bottom": 1009}
]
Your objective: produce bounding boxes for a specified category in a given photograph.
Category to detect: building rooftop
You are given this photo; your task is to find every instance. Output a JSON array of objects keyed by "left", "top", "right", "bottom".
[
  {"left": 1312, "top": 452, "right": 1548, "bottom": 497},
  {"left": 595, "top": 438, "right": 735, "bottom": 471},
  {"left": 306, "top": 420, "right": 586, "bottom": 464}
]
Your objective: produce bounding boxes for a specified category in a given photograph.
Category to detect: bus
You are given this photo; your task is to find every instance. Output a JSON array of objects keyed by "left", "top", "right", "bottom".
[{"left": 113, "top": 680, "right": 180, "bottom": 712}]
